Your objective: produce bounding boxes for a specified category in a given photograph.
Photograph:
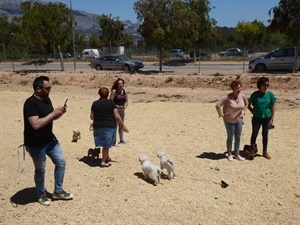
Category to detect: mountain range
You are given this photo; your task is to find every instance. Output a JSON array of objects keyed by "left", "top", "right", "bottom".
[{"left": 0, "top": 0, "right": 142, "bottom": 40}]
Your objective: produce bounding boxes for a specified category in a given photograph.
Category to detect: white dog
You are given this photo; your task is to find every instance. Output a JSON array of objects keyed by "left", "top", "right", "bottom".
[
  {"left": 157, "top": 152, "right": 175, "bottom": 180},
  {"left": 139, "top": 155, "right": 161, "bottom": 186}
]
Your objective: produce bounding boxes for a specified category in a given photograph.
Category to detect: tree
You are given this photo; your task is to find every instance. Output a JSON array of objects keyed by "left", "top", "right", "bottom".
[
  {"left": 269, "top": 0, "right": 300, "bottom": 72},
  {"left": 235, "top": 20, "right": 266, "bottom": 52},
  {"left": 184, "top": 0, "right": 213, "bottom": 62},
  {"left": 97, "top": 14, "right": 125, "bottom": 50},
  {"left": 134, "top": 0, "right": 201, "bottom": 72},
  {"left": 0, "top": 14, "right": 10, "bottom": 61},
  {"left": 20, "top": 1, "right": 73, "bottom": 70}
]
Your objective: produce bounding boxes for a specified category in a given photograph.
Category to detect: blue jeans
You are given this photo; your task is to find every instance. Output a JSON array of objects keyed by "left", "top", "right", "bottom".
[
  {"left": 251, "top": 117, "right": 270, "bottom": 152},
  {"left": 224, "top": 120, "right": 243, "bottom": 155},
  {"left": 25, "top": 137, "right": 66, "bottom": 198}
]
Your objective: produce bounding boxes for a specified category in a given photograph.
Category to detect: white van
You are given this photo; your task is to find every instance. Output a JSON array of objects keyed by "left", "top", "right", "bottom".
[{"left": 81, "top": 49, "right": 100, "bottom": 59}]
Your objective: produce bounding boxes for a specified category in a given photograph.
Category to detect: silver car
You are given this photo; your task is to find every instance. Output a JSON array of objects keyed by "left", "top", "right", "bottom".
[
  {"left": 91, "top": 54, "right": 144, "bottom": 71},
  {"left": 248, "top": 47, "right": 300, "bottom": 72},
  {"left": 168, "top": 49, "right": 184, "bottom": 58},
  {"left": 219, "top": 48, "right": 243, "bottom": 57}
]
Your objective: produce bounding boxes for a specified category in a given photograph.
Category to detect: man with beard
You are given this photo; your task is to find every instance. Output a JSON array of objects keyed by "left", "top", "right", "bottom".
[{"left": 23, "top": 76, "right": 73, "bottom": 206}]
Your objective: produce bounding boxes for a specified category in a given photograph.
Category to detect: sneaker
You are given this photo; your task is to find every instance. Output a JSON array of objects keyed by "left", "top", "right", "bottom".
[
  {"left": 38, "top": 193, "right": 51, "bottom": 206},
  {"left": 53, "top": 190, "right": 74, "bottom": 200},
  {"left": 235, "top": 154, "right": 245, "bottom": 161},
  {"left": 263, "top": 151, "right": 271, "bottom": 159},
  {"left": 227, "top": 155, "right": 234, "bottom": 161},
  {"left": 101, "top": 162, "right": 112, "bottom": 167},
  {"left": 112, "top": 142, "right": 119, "bottom": 147}
]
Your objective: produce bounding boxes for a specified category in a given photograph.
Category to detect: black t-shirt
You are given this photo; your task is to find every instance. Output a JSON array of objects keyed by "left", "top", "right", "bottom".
[
  {"left": 23, "top": 95, "right": 54, "bottom": 147},
  {"left": 91, "top": 98, "right": 117, "bottom": 128}
]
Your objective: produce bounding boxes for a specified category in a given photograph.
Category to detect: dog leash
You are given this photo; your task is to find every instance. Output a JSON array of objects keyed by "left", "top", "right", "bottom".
[{"left": 17, "top": 144, "right": 26, "bottom": 173}]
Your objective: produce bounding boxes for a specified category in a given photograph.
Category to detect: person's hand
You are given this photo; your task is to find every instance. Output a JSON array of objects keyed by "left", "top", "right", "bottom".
[
  {"left": 53, "top": 106, "right": 66, "bottom": 120},
  {"left": 268, "top": 119, "right": 274, "bottom": 126},
  {"left": 122, "top": 125, "right": 129, "bottom": 133}
]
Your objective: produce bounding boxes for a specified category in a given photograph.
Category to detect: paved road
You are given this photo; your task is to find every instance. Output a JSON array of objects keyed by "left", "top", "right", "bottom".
[{"left": 0, "top": 61, "right": 250, "bottom": 73}]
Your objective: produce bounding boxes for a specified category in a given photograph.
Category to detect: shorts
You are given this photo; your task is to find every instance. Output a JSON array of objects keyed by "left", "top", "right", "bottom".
[{"left": 93, "top": 127, "right": 116, "bottom": 149}]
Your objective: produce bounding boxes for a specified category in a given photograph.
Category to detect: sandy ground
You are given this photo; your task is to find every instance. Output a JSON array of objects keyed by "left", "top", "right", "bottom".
[{"left": 0, "top": 70, "right": 300, "bottom": 225}]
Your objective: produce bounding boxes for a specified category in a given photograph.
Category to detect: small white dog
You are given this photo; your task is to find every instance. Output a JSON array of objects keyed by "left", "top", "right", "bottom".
[
  {"left": 139, "top": 155, "right": 161, "bottom": 186},
  {"left": 157, "top": 152, "right": 175, "bottom": 180}
]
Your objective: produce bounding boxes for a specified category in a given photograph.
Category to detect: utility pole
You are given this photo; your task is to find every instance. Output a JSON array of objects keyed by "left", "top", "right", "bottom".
[{"left": 70, "top": 0, "right": 76, "bottom": 70}]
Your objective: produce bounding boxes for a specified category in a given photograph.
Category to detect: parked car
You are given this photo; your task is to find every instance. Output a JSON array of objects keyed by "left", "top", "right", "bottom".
[
  {"left": 248, "top": 47, "right": 300, "bottom": 72},
  {"left": 91, "top": 54, "right": 144, "bottom": 71},
  {"left": 219, "top": 48, "right": 243, "bottom": 57},
  {"left": 168, "top": 49, "right": 184, "bottom": 58},
  {"left": 189, "top": 50, "right": 210, "bottom": 58}
]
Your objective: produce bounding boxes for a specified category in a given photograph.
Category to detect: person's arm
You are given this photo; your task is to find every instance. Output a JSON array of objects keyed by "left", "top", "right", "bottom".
[
  {"left": 215, "top": 96, "right": 226, "bottom": 118},
  {"left": 124, "top": 90, "right": 129, "bottom": 109},
  {"left": 248, "top": 102, "right": 253, "bottom": 114},
  {"left": 269, "top": 104, "right": 275, "bottom": 126},
  {"left": 27, "top": 106, "right": 66, "bottom": 130},
  {"left": 242, "top": 95, "right": 249, "bottom": 115},
  {"left": 113, "top": 108, "right": 129, "bottom": 132},
  {"left": 109, "top": 89, "right": 115, "bottom": 100},
  {"left": 90, "top": 111, "right": 94, "bottom": 120}
]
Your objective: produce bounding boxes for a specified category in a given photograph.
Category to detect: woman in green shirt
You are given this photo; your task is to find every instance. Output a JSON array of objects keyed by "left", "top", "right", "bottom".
[{"left": 248, "top": 77, "right": 276, "bottom": 159}]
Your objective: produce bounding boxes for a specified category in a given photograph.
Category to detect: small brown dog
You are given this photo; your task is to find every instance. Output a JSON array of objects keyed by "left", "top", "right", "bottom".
[
  {"left": 72, "top": 130, "right": 81, "bottom": 142},
  {"left": 87, "top": 148, "right": 100, "bottom": 159},
  {"left": 243, "top": 144, "right": 258, "bottom": 160}
]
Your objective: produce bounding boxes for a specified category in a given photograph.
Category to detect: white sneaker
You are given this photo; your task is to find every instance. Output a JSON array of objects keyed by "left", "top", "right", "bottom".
[
  {"left": 227, "top": 155, "right": 234, "bottom": 161},
  {"left": 235, "top": 155, "right": 245, "bottom": 161}
]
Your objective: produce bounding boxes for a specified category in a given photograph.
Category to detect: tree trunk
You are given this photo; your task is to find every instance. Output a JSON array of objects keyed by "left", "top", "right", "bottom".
[
  {"left": 159, "top": 46, "right": 162, "bottom": 72},
  {"left": 293, "top": 38, "right": 300, "bottom": 73},
  {"left": 58, "top": 44, "right": 65, "bottom": 71}
]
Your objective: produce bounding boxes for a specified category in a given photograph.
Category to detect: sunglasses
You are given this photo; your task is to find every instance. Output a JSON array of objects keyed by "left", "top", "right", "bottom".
[
  {"left": 262, "top": 84, "right": 269, "bottom": 87},
  {"left": 42, "top": 86, "right": 52, "bottom": 91}
]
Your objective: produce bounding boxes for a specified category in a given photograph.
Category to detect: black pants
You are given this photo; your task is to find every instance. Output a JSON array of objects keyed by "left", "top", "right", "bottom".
[{"left": 250, "top": 117, "right": 271, "bottom": 152}]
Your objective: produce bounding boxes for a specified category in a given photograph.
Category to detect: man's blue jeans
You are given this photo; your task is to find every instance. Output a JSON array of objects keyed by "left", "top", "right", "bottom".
[
  {"left": 224, "top": 120, "right": 243, "bottom": 155},
  {"left": 25, "top": 137, "right": 66, "bottom": 198},
  {"left": 251, "top": 117, "right": 270, "bottom": 151}
]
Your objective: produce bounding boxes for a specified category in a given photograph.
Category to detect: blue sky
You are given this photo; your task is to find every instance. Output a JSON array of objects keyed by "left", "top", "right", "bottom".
[{"left": 45, "top": 0, "right": 279, "bottom": 27}]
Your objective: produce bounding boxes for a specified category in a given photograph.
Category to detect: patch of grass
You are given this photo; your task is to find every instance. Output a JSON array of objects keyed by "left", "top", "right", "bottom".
[
  {"left": 0, "top": 79, "right": 7, "bottom": 84},
  {"left": 52, "top": 80, "right": 61, "bottom": 85},
  {"left": 156, "top": 94, "right": 183, "bottom": 99},
  {"left": 164, "top": 77, "right": 173, "bottom": 83},
  {"left": 250, "top": 77, "right": 258, "bottom": 83},
  {"left": 283, "top": 77, "right": 292, "bottom": 82},
  {"left": 236, "top": 75, "right": 241, "bottom": 79},
  {"left": 132, "top": 91, "right": 146, "bottom": 95},
  {"left": 19, "top": 80, "right": 28, "bottom": 86},
  {"left": 213, "top": 72, "right": 222, "bottom": 77}
]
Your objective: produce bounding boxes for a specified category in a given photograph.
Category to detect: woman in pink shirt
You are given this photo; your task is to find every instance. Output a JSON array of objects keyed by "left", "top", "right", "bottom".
[{"left": 216, "top": 80, "right": 248, "bottom": 161}]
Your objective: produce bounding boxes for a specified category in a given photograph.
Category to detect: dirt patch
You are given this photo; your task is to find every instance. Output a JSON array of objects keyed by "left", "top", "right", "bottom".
[{"left": 0, "top": 70, "right": 299, "bottom": 224}]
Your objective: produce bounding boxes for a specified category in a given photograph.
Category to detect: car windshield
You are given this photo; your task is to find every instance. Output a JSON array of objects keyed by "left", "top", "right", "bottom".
[{"left": 116, "top": 55, "right": 129, "bottom": 61}]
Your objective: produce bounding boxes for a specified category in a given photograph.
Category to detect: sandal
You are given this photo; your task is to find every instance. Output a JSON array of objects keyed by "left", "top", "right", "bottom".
[{"left": 106, "top": 158, "right": 112, "bottom": 163}]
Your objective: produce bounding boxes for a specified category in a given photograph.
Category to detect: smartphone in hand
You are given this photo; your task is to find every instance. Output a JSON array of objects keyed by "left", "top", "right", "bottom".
[{"left": 64, "top": 99, "right": 68, "bottom": 108}]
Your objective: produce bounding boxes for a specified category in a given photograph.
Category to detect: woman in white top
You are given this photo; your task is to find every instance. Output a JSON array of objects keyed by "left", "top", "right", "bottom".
[{"left": 216, "top": 80, "right": 248, "bottom": 161}]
